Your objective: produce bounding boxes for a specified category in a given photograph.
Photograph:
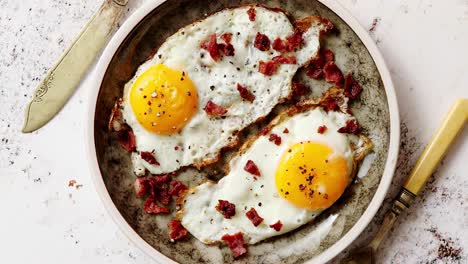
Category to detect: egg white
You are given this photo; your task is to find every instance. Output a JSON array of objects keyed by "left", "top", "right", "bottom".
[
  {"left": 179, "top": 108, "right": 355, "bottom": 244},
  {"left": 121, "top": 6, "right": 327, "bottom": 175}
]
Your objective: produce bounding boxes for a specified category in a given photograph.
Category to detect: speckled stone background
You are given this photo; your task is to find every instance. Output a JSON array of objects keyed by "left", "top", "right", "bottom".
[{"left": 0, "top": 0, "right": 467, "bottom": 264}]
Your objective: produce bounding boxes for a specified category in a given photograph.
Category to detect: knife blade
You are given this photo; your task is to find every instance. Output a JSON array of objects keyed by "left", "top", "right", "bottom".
[{"left": 22, "top": 0, "right": 129, "bottom": 133}]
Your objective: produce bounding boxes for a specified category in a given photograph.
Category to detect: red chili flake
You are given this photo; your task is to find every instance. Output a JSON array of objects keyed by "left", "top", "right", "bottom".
[
  {"left": 258, "top": 60, "right": 278, "bottom": 76},
  {"left": 323, "top": 62, "right": 343, "bottom": 86},
  {"left": 174, "top": 146, "right": 179, "bottom": 151},
  {"left": 204, "top": 100, "right": 228, "bottom": 116},
  {"left": 285, "top": 30, "right": 304, "bottom": 51},
  {"left": 292, "top": 82, "right": 310, "bottom": 97},
  {"left": 134, "top": 177, "right": 149, "bottom": 198},
  {"left": 140, "top": 151, "right": 160, "bottom": 166},
  {"left": 259, "top": 126, "right": 271, "bottom": 136},
  {"left": 221, "top": 33, "right": 232, "bottom": 43},
  {"left": 268, "top": 133, "right": 282, "bottom": 146},
  {"left": 344, "top": 73, "right": 363, "bottom": 100},
  {"left": 247, "top": 7, "right": 256, "bottom": 22},
  {"left": 216, "top": 200, "right": 236, "bottom": 219},
  {"left": 338, "top": 120, "right": 361, "bottom": 134},
  {"left": 317, "top": 125, "right": 328, "bottom": 134},
  {"left": 168, "top": 219, "right": 188, "bottom": 241},
  {"left": 244, "top": 160, "right": 261, "bottom": 177},
  {"left": 283, "top": 128, "right": 289, "bottom": 134},
  {"left": 245, "top": 208, "right": 264, "bottom": 227},
  {"left": 117, "top": 129, "right": 136, "bottom": 152},
  {"left": 254, "top": 32, "right": 271, "bottom": 51},
  {"left": 201, "top": 34, "right": 221, "bottom": 61},
  {"left": 169, "top": 180, "right": 188, "bottom": 197},
  {"left": 272, "top": 55, "right": 297, "bottom": 64},
  {"left": 269, "top": 220, "right": 283, "bottom": 231},
  {"left": 272, "top": 37, "right": 286, "bottom": 52},
  {"left": 221, "top": 232, "right": 248, "bottom": 258},
  {"left": 144, "top": 197, "right": 169, "bottom": 214},
  {"left": 237, "top": 84, "right": 255, "bottom": 103}
]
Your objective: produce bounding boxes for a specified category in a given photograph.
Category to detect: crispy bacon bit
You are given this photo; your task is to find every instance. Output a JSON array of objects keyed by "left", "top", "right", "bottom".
[
  {"left": 344, "top": 73, "right": 363, "bottom": 100},
  {"left": 169, "top": 180, "right": 188, "bottom": 197},
  {"left": 323, "top": 49, "right": 335, "bottom": 63},
  {"left": 272, "top": 37, "right": 286, "bottom": 52},
  {"left": 319, "top": 17, "right": 335, "bottom": 34},
  {"left": 244, "top": 160, "right": 261, "bottom": 177},
  {"left": 221, "top": 232, "right": 248, "bottom": 258},
  {"left": 246, "top": 208, "right": 264, "bottom": 227},
  {"left": 201, "top": 34, "right": 221, "bottom": 61},
  {"left": 117, "top": 129, "right": 136, "bottom": 152},
  {"left": 292, "top": 82, "right": 310, "bottom": 97},
  {"left": 317, "top": 125, "right": 328, "bottom": 134},
  {"left": 168, "top": 220, "right": 187, "bottom": 241},
  {"left": 306, "top": 66, "right": 323, "bottom": 79},
  {"left": 285, "top": 30, "right": 304, "bottom": 51},
  {"left": 258, "top": 60, "right": 278, "bottom": 76},
  {"left": 268, "top": 133, "right": 282, "bottom": 146},
  {"left": 134, "top": 178, "right": 149, "bottom": 198},
  {"left": 150, "top": 174, "right": 172, "bottom": 184},
  {"left": 306, "top": 48, "right": 335, "bottom": 79},
  {"left": 254, "top": 32, "right": 271, "bottom": 51},
  {"left": 204, "top": 100, "right": 228, "bottom": 116},
  {"left": 259, "top": 126, "right": 271, "bottom": 136},
  {"left": 272, "top": 55, "right": 297, "bottom": 64},
  {"left": 140, "top": 151, "right": 160, "bottom": 166},
  {"left": 221, "top": 33, "right": 232, "bottom": 43},
  {"left": 216, "top": 200, "right": 236, "bottom": 219},
  {"left": 269, "top": 220, "right": 283, "bottom": 231},
  {"left": 155, "top": 188, "right": 171, "bottom": 205},
  {"left": 323, "top": 98, "right": 340, "bottom": 111},
  {"left": 283, "top": 128, "right": 289, "bottom": 134},
  {"left": 338, "top": 120, "right": 361, "bottom": 134},
  {"left": 221, "top": 43, "right": 235, "bottom": 56},
  {"left": 323, "top": 62, "right": 343, "bottom": 86},
  {"left": 144, "top": 197, "right": 169, "bottom": 214},
  {"left": 247, "top": 7, "right": 256, "bottom": 22},
  {"left": 237, "top": 84, "right": 255, "bottom": 102}
]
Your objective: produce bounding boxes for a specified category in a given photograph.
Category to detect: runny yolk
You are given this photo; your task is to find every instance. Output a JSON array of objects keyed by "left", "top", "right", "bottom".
[
  {"left": 130, "top": 64, "right": 198, "bottom": 134},
  {"left": 275, "top": 142, "right": 350, "bottom": 210}
]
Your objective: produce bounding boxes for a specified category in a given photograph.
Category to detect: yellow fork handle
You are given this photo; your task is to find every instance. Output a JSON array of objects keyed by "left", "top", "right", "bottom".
[{"left": 403, "top": 99, "right": 468, "bottom": 195}]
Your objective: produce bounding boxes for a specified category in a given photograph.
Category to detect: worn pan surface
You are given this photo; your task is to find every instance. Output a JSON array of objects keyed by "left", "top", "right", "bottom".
[{"left": 87, "top": 0, "right": 399, "bottom": 263}]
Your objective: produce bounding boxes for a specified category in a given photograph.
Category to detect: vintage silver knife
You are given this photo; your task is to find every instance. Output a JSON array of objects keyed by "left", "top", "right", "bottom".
[{"left": 22, "top": 0, "right": 129, "bottom": 133}]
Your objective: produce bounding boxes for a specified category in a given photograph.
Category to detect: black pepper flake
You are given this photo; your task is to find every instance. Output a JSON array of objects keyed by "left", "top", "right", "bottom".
[
  {"left": 182, "top": 71, "right": 185, "bottom": 76},
  {"left": 260, "top": 185, "right": 264, "bottom": 188},
  {"left": 299, "top": 184, "right": 305, "bottom": 191},
  {"left": 210, "top": 85, "right": 215, "bottom": 91},
  {"left": 158, "top": 54, "right": 162, "bottom": 59},
  {"left": 187, "top": 91, "right": 191, "bottom": 96},
  {"left": 323, "top": 193, "right": 329, "bottom": 199},
  {"left": 285, "top": 191, "right": 289, "bottom": 195},
  {"left": 236, "top": 67, "right": 241, "bottom": 71},
  {"left": 143, "top": 95, "right": 147, "bottom": 99},
  {"left": 181, "top": 77, "right": 184, "bottom": 81},
  {"left": 258, "top": 202, "right": 262, "bottom": 207}
]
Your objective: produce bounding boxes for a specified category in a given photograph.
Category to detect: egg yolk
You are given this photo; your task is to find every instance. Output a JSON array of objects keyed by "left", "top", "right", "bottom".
[
  {"left": 275, "top": 142, "right": 350, "bottom": 210},
  {"left": 130, "top": 64, "right": 198, "bottom": 134}
]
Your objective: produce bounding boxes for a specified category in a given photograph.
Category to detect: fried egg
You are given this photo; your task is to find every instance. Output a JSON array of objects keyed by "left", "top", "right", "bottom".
[
  {"left": 178, "top": 89, "right": 372, "bottom": 244},
  {"left": 120, "top": 6, "right": 330, "bottom": 175}
]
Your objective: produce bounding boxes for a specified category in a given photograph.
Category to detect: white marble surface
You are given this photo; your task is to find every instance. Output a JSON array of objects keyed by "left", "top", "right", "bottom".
[{"left": 0, "top": 0, "right": 467, "bottom": 263}]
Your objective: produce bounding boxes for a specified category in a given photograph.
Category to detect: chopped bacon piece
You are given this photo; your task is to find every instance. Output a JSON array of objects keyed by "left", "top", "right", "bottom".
[
  {"left": 140, "top": 151, "right": 160, "bottom": 166},
  {"left": 216, "top": 200, "right": 236, "bottom": 219},
  {"left": 204, "top": 100, "right": 228, "bottom": 116},
  {"left": 150, "top": 174, "right": 172, "bottom": 184},
  {"left": 155, "top": 188, "right": 171, "bottom": 205},
  {"left": 344, "top": 73, "right": 363, "bottom": 100},
  {"left": 292, "top": 82, "right": 310, "bottom": 97},
  {"left": 272, "top": 55, "right": 297, "bottom": 64},
  {"left": 285, "top": 30, "right": 304, "bottom": 51},
  {"left": 306, "top": 67, "right": 323, "bottom": 79},
  {"left": 259, "top": 126, "right": 271, "bottom": 136},
  {"left": 168, "top": 220, "right": 188, "bottom": 241},
  {"left": 323, "top": 98, "right": 340, "bottom": 112},
  {"left": 244, "top": 160, "right": 261, "bottom": 177},
  {"left": 117, "top": 129, "right": 136, "bottom": 152},
  {"left": 269, "top": 220, "right": 283, "bottom": 231},
  {"left": 221, "top": 33, "right": 232, "bottom": 43},
  {"left": 323, "top": 62, "right": 343, "bottom": 86},
  {"left": 306, "top": 49, "right": 335, "bottom": 79},
  {"left": 237, "top": 84, "right": 255, "bottom": 102},
  {"left": 268, "top": 133, "right": 282, "bottom": 146},
  {"left": 254, "top": 32, "right": 271, "bottom": 51},
  {"left": 272, "top": 37, "right": 286, "bottom": 52},
  {"left": 338, "top": 120, "right": 361, "bottom": 134},
  {"left": 258, "top": 60, "right": 278, "bottom": 76},
  {"left": 319, "top": 18, "right": 335, "bottom": 34},
  {"left": 317, "top": 125, "right": 328, "bottom": 134},
  {"left": 245, "top": 208, "right": 264, "bottom": 227},
  {"left": 144, "top": 197, "right": 169, "bottom": 214},
  {"left": 283, "top": 128, "right": 289, "bottom": 134},
  {"left": 201, "top": 34, "right": 221, "bottom": 61},
  {"left": 169, "top": 180, "right": 188, "bottom": 197},
  {"left": 221, "top": 232, "right": 247, "bottom": 258},
  {"left": 247, "top": 7, "right": 256, "bottom": 22},
  {"left": 134, "top": 178, "right": 149, "bottom": 198},
  {"left": 220, "top": 43, "right": 235, "bottom": 56}
]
